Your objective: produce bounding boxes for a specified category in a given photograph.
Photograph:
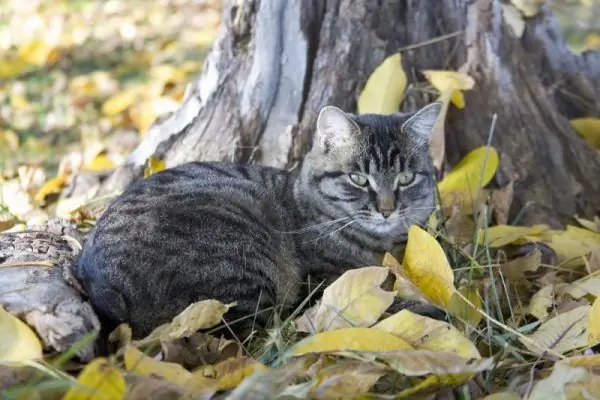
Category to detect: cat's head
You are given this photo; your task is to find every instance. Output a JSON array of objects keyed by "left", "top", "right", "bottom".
[{"left": 300, "top": 102, "right": 442, "bottom": 241}]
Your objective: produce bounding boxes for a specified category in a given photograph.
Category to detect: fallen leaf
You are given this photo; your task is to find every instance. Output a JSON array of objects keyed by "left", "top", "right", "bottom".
[
  {"left": 64, "top": 358, "right": 126, "bottom": 400},
  {"left": 490, "top": 179, "right": 514, "bottom": 226},
  {"left": 357, "top": 53, "right": 407, "bottom": 114},
  {"left": 34, "top": 175, "right": 69, "bottom": 206},
  {"left": 527, "top": 362, "right": 590, "bottom": 400},
  {"left": 438, "top": 146, "right": 499, "bottom": 214},
  {"left": 421, "top": 70, "right": 475, "bottom": 109},
  {"left": 144, "top": 155, "right": 167, "bottom": 178},
  {"left": 353, "top": 349, "right": 494, "bottom": 376},
  {"left": 571, "top": 117, "right": 600, "bottom": 150},
  {"left": 501, "top": 250, "right": 542, "bottom": 281},
  {"left": 143, "top": 299, "right": 233, "bottom": 343},
  {"left": 528, "top": 285, "right": 554, "bottom": 320},
  {"left": 511, "top": 0, "right": 544, "bottom": 17},
  {"left": 309, "top": 360, "right": 384, "bottom": 399},
  {"left": 102, "top": 87, "right": 140, "bottom": 116},
  {"left": 501, "top": 3, "right": 525, "bottom": 38},
  {"left": 373, "top": 309, "right": 481, "bottom": 359},
  {"left": 0, "top": 129, "right": 20, "bottom": 151},
  {"left": 294, "top": 266, "right": 396, "bottom": 333},
  {"left": 588, "top": 297, "right": 600, "bottom": 345},
  {"left": 0, "top": 306, "right": 43, "bottom": 362},
  {"left": 210, "top": 356, "right": 268, "bottom": 391},
  {"left": 124, "top": 344, "right": 194, "bottom": 388},
  {"left": 289, "top": 327, "right": 413, "bottom": 357},
  {"left": 476, "top": 224, "right": 550, "bottom": 248},
  {"left": 575, "top": 215, "right": 600, "bottom": 233},
  {"left": 83, "top": 151, "right": 117, "bottom": 173},
  {"left": 18, "top": 39, "right": 59, "bottom": 66},
  {"left": 448, "top": 283, "right": 484, "bottom": 327},
  {"left": 402, "top": 225, "right": 455, "bottom": 308},
  {"left": 520, "top": 305, "right": 590, "bottom": 356}
]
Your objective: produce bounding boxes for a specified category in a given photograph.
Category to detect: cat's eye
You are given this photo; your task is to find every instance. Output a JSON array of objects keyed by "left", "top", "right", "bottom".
[
  {"left": 349, "top": 173, "right": 368, "bottom": 187},
  {"left": 397, "top": 171, "right": 416, "bottom": 186}
]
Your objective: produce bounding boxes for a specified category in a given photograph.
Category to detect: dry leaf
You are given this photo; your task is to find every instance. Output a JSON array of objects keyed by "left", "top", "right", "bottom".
[
  {"left": 571, "top": 117, "right": 600, "bottom": 150},
  {"left": 528, "top": 284, "right": 554, "bottom": 320},
  {"left": 588, "top": 297, "right": 600, "bottom": 346},
  {"left": 64, "top": 358, "right": 126, "bottom": 400},
  {"left": 18, "top": 39, "right": 59, "bottom": 66},
  {"left": 527, "top": 362, "right": 591, "bottom": 400},
  {"left": 310, "top": 360, "right": 384, "bottom": 399},
  {"left": 0, "top": 306, "right": 43, "bottom": 362},
  {"left": 289, "top": 327, "right": 413, "bottom": 357},
  {"left": 357, "top": 53, "right": 407, "bottom": 114},
  {"left": 150, "top": 300, "right": 234, "bottom": 342},
  {"left": 501, "top": 4, "right": 526, "bottom": 37},
  {"left": 144, "top": 155, "right": 167, "bottom": 178},
  {"left": 448, "top": 284, "right": 484, "bottom": 327},
  {"left": 124, "top": 344, "right": 194, "bottom": 388},
  {"left": 575, "top": 216, "right": 600, "bottom": 234},
  {"left": 293, "top": 266, "right": 396, "bottom": 333},
  {"left": 354, "top": 349, "right": 494, "bottom": 376},
  {"left": 421, "top": 69, "right": 475, "bottom": 109},
  {"left": 520, "top": 305, "right": 590, "bottom": 356},
  {"left": 102, "top": 87, "right": 140, "bottom": 116},
  {"left": 210, "top": 356, "right": 268, "bottom": 391},
  {"left": 402, "top": 225, "right": 456, "bottom": 308},
  {"left": 476, "top": 224, "right": 550, "bottom": 248},
  {"left": 373, "top": 309, "right": 481, "bottom": 359},
  {"left": 511, "top": 0, "right": 545, "bottom": 17},
  {"left": 438, "top": 146, "right": 499, "bottom": 214}
]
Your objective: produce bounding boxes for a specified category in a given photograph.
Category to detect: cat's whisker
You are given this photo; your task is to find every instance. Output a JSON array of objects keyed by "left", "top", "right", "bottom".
[
  {"left": 309, "top": 219, "right": 358, "bottom": 244},
  {"left": 280, "top": 217, "right": 351, "bottom": 234}
]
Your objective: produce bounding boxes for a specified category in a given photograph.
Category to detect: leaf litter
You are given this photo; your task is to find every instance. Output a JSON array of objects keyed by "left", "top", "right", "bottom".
[{"left": 2, "top": 1, "right": 600, "bottom": 399}]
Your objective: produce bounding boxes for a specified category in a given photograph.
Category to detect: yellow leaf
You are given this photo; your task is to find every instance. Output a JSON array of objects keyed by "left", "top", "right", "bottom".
[
  {"left": 124, "top": 345, "right": 194, "bottom": 388},
  {"left": 438, "top": 146, "right": 499, "bottom": 213},
  {"left": 310, "top": 360, "right": 384, "bottom": 399},
  {"left": 545, "top": 228, "right": 597, "bottom": 269},
  {"left": 34, "top": 175, "right": 69, "bottom": 206},
  {"left": 448, "top": 284, "right": 484, "bottom": 326},
  {"left": 575, "top": 215, "right": 600, "bottom": 233},
  {"left": 520, "top": 305, "right": 590, "bottom": 356},
  {"left": 480, "top": 393, "right": 522, "bottom": 400},
  {"left": 64, "top": 358, "right": 126, "bottom": 400},
  {"left": 476, "top": 224, "right": 550, "bottom": 248},
  {"left": 144, "top": 300, "right": 233, "bottom": 343},
  {"left": 294, "top": 266, "right": 397, "bottom": 333},
  {"left": 421, "top": 70, "right": 475, "bottom": 109},
  {"left": 586, "top": 33, "right": 600, "bottom": 51},
  {"left": 0, "top": 306, "right": 42, "bottom": 362},
  {"left": 402, "top": 225, "right": 455, "bottom": 308},
  {"left": 290, "top": 327, "right": 413, "bottom": 357},
  {"left": 18, "top": 39, "right": 59, "bottom": 66},
  {"left": 83, "top": 152, "right": 117, "bottom": 173},
  {"left": 10, "top": 93, "right": 29, "bottom": 109},
  {"left": 527, "top": 362, "right": 591, "bottom": 400},
  {"left": 501, "top": 4, "right": 525, "bottom": 38},
  {"left": 0, "top": 130, "right": 20, "bottom": 151},
  {"left": 357, "top": 53, "right": 407, "bottom": 114},
  {"left": 102, "top": 88, "right": 139, "bottom": 116},
  {"left": 589, "top": 297, "right": 600, "bottom": 345},
  {"left": 211, "top": 356, "right": 268, "bottom": 391},
  {"left": 144, "top": 155, "right": 166, "bottom": 179},
  {"left": 528, "top": 284, "right": 554, "bottom": 320},
  {"left": 0, "top": 57, "right": 29, "bottom": 79},
  {"left": 511, "top": 0, "right": 544, "bottom": 17},
  {"left": 131, "top": 97, "right": 179, "bottom": 136},
  {"left": 70, "top": 71, "right": 119, "bottom": 98},
  {"left": 571, "top": 118, "right": 600, "bottom": 150},
  {"left": 373, "top": 309, "right": 480, "bottom": 359}
]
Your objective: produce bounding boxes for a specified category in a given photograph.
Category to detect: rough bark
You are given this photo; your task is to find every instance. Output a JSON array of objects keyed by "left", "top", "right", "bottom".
[{"left": 95, "top": 0, "right": 600, "bottom": 225}]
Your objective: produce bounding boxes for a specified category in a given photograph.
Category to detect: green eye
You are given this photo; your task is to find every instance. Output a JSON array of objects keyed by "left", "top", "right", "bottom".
[
  {"left": 397, "top": 171, "right": 416, "bottom": 186},
  {"left": 349, "top": 173, "right": 368, "bottom": 187}
]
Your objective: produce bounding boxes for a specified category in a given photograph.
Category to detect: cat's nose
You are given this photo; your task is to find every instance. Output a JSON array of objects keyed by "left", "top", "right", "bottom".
[
  {"left": 380, "top": 208, "right": 394, "bottom": 218},
  {"left": 377, "top": 194, "right": 395, "bottom": 218}
]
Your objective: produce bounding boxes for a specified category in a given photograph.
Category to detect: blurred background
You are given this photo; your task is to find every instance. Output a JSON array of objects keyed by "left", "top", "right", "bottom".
[{"left": 0, "top": 0, "right": 597, "bottom": 216}]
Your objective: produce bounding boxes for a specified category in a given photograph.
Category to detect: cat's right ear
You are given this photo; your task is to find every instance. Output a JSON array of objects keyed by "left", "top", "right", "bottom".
[{"left": 316, "top": 106, "right": 361, "bottom": 154}]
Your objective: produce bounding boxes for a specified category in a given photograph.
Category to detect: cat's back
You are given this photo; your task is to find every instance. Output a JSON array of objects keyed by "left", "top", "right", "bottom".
[{"left": 75, "top": 162, "right": 299, "bottom": 337}]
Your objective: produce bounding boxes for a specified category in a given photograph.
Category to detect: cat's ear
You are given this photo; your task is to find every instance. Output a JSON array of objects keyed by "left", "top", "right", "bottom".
[
  {"left": 401, "top": 102, "right": 442, "bottom": 146},
  {"left": 316, "top": 106, "right": 361, "bottom": 153}
]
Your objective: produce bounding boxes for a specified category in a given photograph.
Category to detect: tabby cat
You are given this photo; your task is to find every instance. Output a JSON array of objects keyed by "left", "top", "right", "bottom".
[{"left": 74, "top": 102, "right": 443, "bottom": 339}]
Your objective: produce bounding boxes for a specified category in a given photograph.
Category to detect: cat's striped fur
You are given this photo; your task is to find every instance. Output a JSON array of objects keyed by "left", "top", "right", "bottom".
[{"left": 75, "top": 103, "right": 443, "bottom": 339}]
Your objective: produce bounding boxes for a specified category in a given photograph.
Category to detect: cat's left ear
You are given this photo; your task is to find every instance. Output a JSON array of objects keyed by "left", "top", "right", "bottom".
[
  {"left": 316, "top": 106, "right": 361, "bottom": 154},
  {"left": 401, "top": 102, "right": 442, "bottom": 146}
]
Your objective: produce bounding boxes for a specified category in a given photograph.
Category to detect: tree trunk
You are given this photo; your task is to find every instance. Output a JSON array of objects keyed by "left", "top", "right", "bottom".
[{"left": 95, "top": 0, "right": 600, "bottom": 226}]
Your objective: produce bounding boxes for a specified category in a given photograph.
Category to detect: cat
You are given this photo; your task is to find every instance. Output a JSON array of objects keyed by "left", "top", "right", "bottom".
[{"left": 74, "top": 102, "right": 443, "bottom": 340}]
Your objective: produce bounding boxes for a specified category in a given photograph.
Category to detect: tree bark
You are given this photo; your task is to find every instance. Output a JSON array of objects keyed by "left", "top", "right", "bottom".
[{"left": 94, "top": 0, "right": 600, "bottom": 226}]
